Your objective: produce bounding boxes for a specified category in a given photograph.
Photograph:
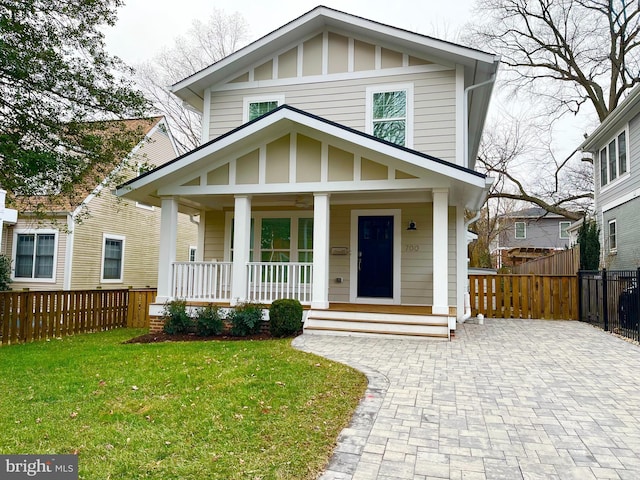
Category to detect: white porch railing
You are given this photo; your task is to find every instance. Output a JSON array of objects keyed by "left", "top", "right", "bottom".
[
  {"left": 171, "top": 261, "right": 313, "bottom": 304},
  {"left": 172, "top": 262, "right": 232, "bottom": 301},
  {"left": 247, "top": 262, "right": 313, "bottom": 304}
]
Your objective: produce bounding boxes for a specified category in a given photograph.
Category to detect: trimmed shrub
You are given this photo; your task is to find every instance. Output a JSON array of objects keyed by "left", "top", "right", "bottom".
[
  {"left": 0, "top": 255, "right": 11, "bottom": 291},
  {"left": 228, "top": 302, "right": 263, "bottom": 337},
  {"left": 162, "top": 299, "right": 193, "bottom": 335},
  {"left": 269, "top": 299, "right": 303, "bottom": 337},
  {"left": 195, "top": 304, "right": 224, "bottom": 336}
]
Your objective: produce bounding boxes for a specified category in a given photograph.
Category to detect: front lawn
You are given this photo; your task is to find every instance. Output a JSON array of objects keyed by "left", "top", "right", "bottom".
[{"left": 0, "top": 329, "right": 367, "bottom": 479}]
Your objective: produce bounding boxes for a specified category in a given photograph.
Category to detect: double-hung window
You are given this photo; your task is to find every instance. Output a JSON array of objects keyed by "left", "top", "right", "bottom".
[
  {"left": 13, "top": 230, "right": 57, "bottom": 281},
  {"left": 599, "top": 129, "right": 628, "bottom": 187},
  {"left": 366, "top": 84, "right": 413, "bottom": 148},
  {"left": 608, "top": 220, "right": 617, "bottom": 253},
  {"left": 101, "top": 234, "right": 125, "bottom": 282},
  {"left": 559, "top": 221, "right": 571, "bottom": 239},
  {"left": 515, "top": 222, "right": 526, "bottom": 239},
  {"left": 243, "top": 95, "right": 285, "bottom": 123}
]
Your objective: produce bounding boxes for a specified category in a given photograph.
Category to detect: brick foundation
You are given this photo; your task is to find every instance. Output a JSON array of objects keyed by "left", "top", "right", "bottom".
[{"left": 149, "top": 315, "right": 164, "bottom": 333}]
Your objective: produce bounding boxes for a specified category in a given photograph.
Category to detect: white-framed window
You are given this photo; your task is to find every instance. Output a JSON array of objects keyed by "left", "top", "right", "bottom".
[
  {"left": 242, "top": 95, "right": 285, "bottom": 123},
  {"left": 189, "top": 246, "right": 197, "bottom": 262},
  {"left": 515, "top": 222, "right": 526, "bottom": 239},
  {"left": 366, "top": 84, "right": 414, "bottom": 148},
  {"left": 226, "top": 212, "right": 313, "bottom": 264},
  {"left": 599, "top": 128, "right": 629, "bottom": 187},
  {"left": 101, "top": 234, "right": 125, "bottom": 283},
  {"left": 608, "top": 219, "right": 617, "bottom": 253},
  {"left": 559, "top": 221, "right": 571, "bottom": 239},
  {"left": 12, "top": 229, "right": 58, "bottom": 282}
]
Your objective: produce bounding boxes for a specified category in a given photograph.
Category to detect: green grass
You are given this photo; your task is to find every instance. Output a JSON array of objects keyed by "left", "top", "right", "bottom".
[{"left": 0, "top": 329, "right": 367, "bottom": 479}]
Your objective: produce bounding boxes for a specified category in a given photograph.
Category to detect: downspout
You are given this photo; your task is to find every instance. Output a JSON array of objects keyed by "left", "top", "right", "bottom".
[
  {"left": 460, "top": 210, "right": 483, "bottom": 323},
  {"left": 463, "top": 72, "right": 497, "bottom": 168}
]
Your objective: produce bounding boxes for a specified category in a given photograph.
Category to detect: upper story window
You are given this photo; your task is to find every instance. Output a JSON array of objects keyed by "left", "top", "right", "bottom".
[
  {"left": 13, "top": 230, "right": 57, "bottom": 281},
  {"left": 515, "top": 222, "right": 526, "bottom": 239},
  {"left": 599, "top": 129, "right": 628, "bottom": 187},
  {"left": 101, "top": 234, "right": 125, "bottom": 283},
  {"left": 366, "top": 84, "right": 414, "bottom": 148},
  {"left": 243, "top": 95, "right": 285, "bottom": 123},
  {"left": 608, "top": 219, "right": 617, "bottom": 253},
  {"left": 559, "top": 221, "right": 571, "bottom": 239}
]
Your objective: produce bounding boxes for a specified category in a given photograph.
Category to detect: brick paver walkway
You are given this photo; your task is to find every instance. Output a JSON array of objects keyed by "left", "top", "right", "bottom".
[{"left": 292, "top": 319, "right": 640, "bottom": 480}]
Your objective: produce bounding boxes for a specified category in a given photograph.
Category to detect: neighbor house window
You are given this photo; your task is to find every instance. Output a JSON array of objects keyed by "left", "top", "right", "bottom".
[
  {"left": 366, "top": 84, "right": 413, "bottom": 147},
  {"left": 515, "top": 222, "right": 526, "bottom": 239},
  {"left": 608, "top": 220, "right": 617, "bottom": 253},
  {"left": 102, "top": 234, "right": 125, "bottom": 282},
  {"left": 599, "top": 129, "right": 628, "bottom": 186},
  {"left": 243, "top": 95, "right": 285, "bottom": 123},
  {"left": 13, "top": 230, "right": 57, "bottom": 281},
  {"left": 559, "top": 221, "right": 571, "bottom": 239}
]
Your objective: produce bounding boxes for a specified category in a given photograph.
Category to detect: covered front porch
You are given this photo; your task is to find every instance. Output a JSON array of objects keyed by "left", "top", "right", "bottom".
[{"left": 116, "top": 106, "right": 491, "bottom": 337}]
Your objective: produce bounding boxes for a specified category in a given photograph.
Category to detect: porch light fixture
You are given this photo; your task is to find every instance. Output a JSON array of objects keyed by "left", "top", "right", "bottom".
[{"left": 407, "top": 220, "right": 417, "bottom": 231}]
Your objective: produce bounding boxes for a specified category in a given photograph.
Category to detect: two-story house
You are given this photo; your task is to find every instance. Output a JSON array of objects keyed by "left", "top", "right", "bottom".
[
  {"left": 2, "top": 117, "right": 197, "bottom": 291},
  {"left": 580, "top": 84, "right": 640, "bottom": 270},
  {"left": 117, "top": 6, "right": 499, "bottom": 339},
  {"left": 492, "top": 207, "right": 576, "bottom": 268}
]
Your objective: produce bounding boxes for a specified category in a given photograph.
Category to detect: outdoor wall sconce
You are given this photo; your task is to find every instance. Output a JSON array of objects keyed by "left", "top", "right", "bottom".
[{"left": 407, "top": 220, "right": 417, "bottom": 231}]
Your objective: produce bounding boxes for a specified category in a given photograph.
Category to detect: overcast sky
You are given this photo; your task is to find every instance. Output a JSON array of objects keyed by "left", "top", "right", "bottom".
[{"left": 105, "top": 0, "right": 478, "bottom": 65}]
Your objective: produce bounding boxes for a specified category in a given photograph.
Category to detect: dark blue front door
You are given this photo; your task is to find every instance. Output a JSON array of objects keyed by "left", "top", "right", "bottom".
[{"left": 357, "top": 216, "right": 393, "bottom": 298}]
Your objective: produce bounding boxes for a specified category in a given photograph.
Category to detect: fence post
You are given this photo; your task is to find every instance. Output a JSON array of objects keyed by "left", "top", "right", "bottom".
[
  {"left": 577, "top": 270, "right": 583, "bottom": 322},
  {"left": 602, "top": 268, "right": 608, "bottom": 332}
]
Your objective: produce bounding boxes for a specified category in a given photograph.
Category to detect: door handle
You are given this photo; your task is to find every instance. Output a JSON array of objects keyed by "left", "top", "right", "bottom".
[{"left": 358, "top": 251, "right": 362, "bottom": 272}]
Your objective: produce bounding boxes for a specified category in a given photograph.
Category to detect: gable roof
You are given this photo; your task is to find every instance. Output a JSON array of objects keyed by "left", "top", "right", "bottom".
[
  {"left": 171, "top": 6, "right": 499, "bottom": 104},
  {"left": 117, "top": 105, "right": 493, "bottom": 210},
  {"left": 501, "top": 207, "right": 575, "bottom": 220},
  {"left": 14, "top": 117, "right": 165, "bottom": 214}
]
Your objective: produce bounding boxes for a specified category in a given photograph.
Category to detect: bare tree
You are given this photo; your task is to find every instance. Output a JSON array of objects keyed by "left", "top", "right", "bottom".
[
  {"left": 135, "top": 9, "right": 248, "bottom": 152},
  {"left": 470, "top": 0, "right": 640, "bottom": 121},
  {"left": 476, "top": 110, "right": 593, "bottom": 221}
]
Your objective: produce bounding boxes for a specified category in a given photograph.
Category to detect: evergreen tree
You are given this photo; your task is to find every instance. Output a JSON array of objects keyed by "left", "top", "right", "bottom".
[{"left": 577, "top": 219, "right": 600, "bottom": 270}]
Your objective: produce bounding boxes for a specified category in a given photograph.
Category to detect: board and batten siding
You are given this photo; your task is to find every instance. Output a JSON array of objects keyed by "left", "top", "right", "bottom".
[
  {"left": 208, "top": 70, "right": 457, "bottom": 162},
  {"left": 4, "top": 218, "right": 67, "bottom": 291}
]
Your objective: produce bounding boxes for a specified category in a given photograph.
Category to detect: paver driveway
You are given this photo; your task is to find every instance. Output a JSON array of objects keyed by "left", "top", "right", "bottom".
[{"left": 293, "top": 318, "right": 640, "bottom": 480}]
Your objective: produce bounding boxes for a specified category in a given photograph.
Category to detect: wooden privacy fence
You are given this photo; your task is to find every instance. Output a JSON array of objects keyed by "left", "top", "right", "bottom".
[
  {"left": 469, "top": 274, "right": 578, "bottom": 320},
  {"left": 510, "top": 246, "right": 580, "bottom": 275},
  {"left": 0, "top": 288, "right": 156, "bottom": 345}
]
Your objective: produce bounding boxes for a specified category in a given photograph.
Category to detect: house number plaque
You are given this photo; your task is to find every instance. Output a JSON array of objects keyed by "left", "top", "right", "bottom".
[{"left": 405, "top": 244, "right": 420, "bottom": 252}]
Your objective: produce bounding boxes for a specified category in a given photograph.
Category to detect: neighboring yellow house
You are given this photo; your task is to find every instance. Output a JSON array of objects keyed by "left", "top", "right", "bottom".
[
  {"left": 118, "top": 7, "right": 499, "bottom": 339},
  {"left": 1, "top": 117, "right": 198, "bottom": 291}
]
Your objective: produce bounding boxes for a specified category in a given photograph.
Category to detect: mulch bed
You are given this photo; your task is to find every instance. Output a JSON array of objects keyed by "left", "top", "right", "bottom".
[{"left": 125, "top": 331, "right": 276, "bottom": 344}]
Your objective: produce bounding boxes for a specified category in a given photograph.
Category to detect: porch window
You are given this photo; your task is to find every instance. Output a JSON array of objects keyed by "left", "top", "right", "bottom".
[
  {"left": 102, "top": 234, "right": 125, "bottom": 282},
  {"left": 366, "top": 84, "right": 413, "bottom": 147},
  {"left": 14, "top": 231, "right": 56, "bottom": 280},
  {"left": 261, "top": 218, "right": 291, "bottom": 262},
  {"left": 515, "top": 222, "right": 526, "bottom": 239}
]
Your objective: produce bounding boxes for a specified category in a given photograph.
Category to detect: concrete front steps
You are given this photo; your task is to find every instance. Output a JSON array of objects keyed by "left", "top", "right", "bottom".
[{"left": 303, "top": 309, "right": 450, "bottom": 340}]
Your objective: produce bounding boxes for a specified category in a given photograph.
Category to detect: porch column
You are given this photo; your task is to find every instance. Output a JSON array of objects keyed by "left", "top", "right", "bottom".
[
  {"left": 157, "top": 197, "right": 179, "bottom": 302},
  {"left": 311, "top": 193, "right": 330, "bottom": 309},
  {"left": 432, "top": 189, "right": 449, "bottom": 315},
  {"left": 231, "top": 195, "right": 251, "bottom": 305}
]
